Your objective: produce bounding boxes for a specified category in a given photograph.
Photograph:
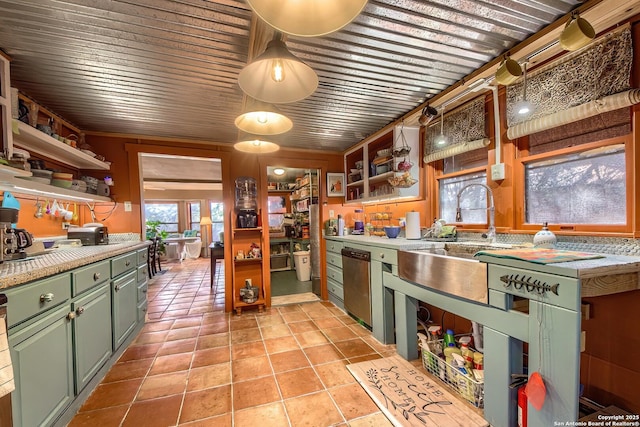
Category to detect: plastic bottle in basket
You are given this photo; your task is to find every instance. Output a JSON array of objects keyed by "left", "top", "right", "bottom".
[
  {"left": 425, "top": 326, "right": 442, "bottom": 374},
  {"left": 443, "top": 329, "right": 456, "bottom": 348},
  {"left": 452, "top": 353, "right": 475, "bottom": 403},
  {"left": 459, "top": 336, "right": 474, "bottom": 370},
  {"left": 443, "top": 344, "right": 461, "bottom": 384}
]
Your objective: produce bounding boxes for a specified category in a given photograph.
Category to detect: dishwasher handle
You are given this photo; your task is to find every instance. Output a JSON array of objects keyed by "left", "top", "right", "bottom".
[{"left": 341, "top": 247, "right": 371, "bottom": 262}]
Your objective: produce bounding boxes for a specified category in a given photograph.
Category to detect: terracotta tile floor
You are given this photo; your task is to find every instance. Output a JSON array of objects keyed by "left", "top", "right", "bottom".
[{"left": 68, "top": 258, "right": 398, "bottom": 426}]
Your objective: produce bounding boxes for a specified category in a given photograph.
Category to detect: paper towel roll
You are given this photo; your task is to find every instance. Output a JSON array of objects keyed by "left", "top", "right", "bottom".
[{"left": 405, "top": 211, "right": 421, "bottom": 239}]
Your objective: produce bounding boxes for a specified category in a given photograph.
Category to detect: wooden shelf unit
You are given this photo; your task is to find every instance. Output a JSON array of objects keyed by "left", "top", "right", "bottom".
[{"left": 231, "top": 226, "right": 265, "bottom": 314}]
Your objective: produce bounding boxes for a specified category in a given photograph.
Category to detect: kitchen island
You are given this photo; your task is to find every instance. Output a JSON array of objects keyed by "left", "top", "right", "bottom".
[
  {"left": 325, "top": 235, "right": 640, "bottom": 427},
  {"left": 0, "top": 240, "right": 150, "bottom": 427}
]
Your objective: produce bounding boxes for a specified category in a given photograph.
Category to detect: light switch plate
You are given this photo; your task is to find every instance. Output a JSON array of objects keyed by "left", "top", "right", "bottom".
[
  {"left": 124, "top": 201, "right": 132, "bottom": 212},
  {"left": 491, "top": 163, "right": 505, "bottom": 181}
]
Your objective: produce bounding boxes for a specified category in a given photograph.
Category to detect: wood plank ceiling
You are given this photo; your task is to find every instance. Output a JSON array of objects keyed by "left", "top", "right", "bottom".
[{"left": 0, "top": 0, "right": 585, "bottom": 152}]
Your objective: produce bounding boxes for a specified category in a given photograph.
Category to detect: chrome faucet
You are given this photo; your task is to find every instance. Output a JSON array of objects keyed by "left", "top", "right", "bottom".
[{"left": 455, "top": 183, "right": 496, "bottom": 243}]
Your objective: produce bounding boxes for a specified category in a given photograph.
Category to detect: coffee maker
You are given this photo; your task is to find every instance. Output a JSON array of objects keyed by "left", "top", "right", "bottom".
[
  {"left": 0, "top": 207, "right": 33, "bottom": 262},
  {"left": 235, "top": 177, "right": 258, "bottom": 228}
]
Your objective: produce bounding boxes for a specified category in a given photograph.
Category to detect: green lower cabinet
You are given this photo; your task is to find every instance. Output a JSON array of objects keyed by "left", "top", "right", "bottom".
[
  {"left": 112, "top": 271, "right": 138, "bottom": 350},
  {"left": 9, "top": 304, "right": 74, "bottom": 427},
  {"left": 73, "top": 283, "right": 112, "bottom": 393}
]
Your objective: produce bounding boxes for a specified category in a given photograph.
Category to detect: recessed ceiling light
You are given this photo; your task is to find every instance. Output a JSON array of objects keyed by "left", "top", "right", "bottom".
[{"left": 273, "top": 168, "right": 286, "bottom": 176}]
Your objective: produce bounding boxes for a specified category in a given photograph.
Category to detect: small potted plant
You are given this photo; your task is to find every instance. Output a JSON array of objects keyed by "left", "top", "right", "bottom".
[{"left": 145, "top": 220, "right": 169, "bottom": 255}]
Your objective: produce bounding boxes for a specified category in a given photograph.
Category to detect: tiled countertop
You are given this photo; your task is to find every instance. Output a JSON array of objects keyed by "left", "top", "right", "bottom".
[{"left": 0, "top": 241, "right": 150, "bottom": 290}]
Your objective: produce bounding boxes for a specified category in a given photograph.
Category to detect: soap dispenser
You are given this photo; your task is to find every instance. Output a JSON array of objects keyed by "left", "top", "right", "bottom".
[{"left": 533, "top": 222, "right": 557, "bottom": 248}]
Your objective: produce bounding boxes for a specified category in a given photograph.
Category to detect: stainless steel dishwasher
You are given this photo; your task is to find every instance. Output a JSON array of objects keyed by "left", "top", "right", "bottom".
[{"left": 341, "top": 247, "right": 371, "bottom": 327}]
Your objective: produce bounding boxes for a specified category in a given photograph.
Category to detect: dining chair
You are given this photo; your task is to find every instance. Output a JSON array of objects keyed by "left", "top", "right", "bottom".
[{"left": 147, "top": 239, "right": 156, "bottom": 278}]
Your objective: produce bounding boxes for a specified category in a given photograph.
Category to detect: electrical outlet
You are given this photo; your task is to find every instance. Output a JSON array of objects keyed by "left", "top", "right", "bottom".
[
  {"left": 491, "top": 163, "right": 505, "bottom": 181},
  {"left": 124, "top": 201, "right": 132, "bottom": 212},
  {"left": 245, "top": 278, "right": 252, "bottom": 286},
  {"left": 62, "top": 222, "right": 70, "bottom": 229},
  {"left": 329, "top": 210, "right": 334, "bottom": 219}
]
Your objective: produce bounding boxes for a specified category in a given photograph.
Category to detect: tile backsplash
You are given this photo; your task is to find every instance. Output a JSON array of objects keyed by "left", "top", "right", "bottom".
[{"left": 460, "top": 231, "right": 640, "bottom": 256}]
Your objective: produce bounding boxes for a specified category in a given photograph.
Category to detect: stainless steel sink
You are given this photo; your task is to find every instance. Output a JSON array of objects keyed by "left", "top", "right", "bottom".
[
  {"left": 398, "top": 249, "right": 488, "bottom": 303},
  {"left": 398, "top": 241, "right": 527, "bottom": 303}
]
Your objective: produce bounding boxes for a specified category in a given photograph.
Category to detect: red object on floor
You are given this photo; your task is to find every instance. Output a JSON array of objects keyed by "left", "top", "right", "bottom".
[{"left": 518, "top": 385, "right": 528, "bottom": 427}]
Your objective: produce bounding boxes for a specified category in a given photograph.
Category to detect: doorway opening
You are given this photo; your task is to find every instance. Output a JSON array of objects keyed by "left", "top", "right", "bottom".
[
  {"left": 266, "top": 166, "right": 320, "bottom": 297},
  {"left": 139, "top": 153, "right": 224, "bottom": 263}
]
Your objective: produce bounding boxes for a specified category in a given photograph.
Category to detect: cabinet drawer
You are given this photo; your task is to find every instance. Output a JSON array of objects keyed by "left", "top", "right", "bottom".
[
  {"left": 6, "top": 274, "right": 72, "bottom": 328},
  {"left": 137, "top": 264, "right": 149, "bottom": 284},
  {"left": 326, "top": 251, "right": 342, "bottom": 269},
  {"left": 136, "top": 248, "right": 149, "bottom": 265},
  {"left": 137, "top": 247, "right": 148, "bottom": 266},
  {"left": 137, "top": 299, "right": 147, "bottom": 322},
  {"left": 326, "top": 240, "right": 344, "bottom": 254},
  {"left": 111, "top": 252, "right": 137, "bottom": 278},
  {"left": 137, "top": 282, "right": 148, "bottom": 303},
  {"left": 488, "top": 264, "right": 580, "bottom": 311},
  {"left": 72, "top": 260, "right": 110, "bottom": 296},
  {"left": 326, "top": 264, "right": 343, "bottom": 284},
  {"left": 327, "top": 278, "right": 344, "bottom": 300},
  {"left": 371, "top": 247, "right": 397, "bottom": 265}
]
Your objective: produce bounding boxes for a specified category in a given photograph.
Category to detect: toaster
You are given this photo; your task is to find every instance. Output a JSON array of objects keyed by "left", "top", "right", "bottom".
[{"left": 67, "top": 225, "right": 109, "bottom": 246}]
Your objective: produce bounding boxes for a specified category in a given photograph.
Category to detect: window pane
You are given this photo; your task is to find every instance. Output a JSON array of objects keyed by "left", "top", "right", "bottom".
[
  {"left": 525, "top": 148, "right": 625, "bottom": 224},
  {"left": 439, "top": 173, "right": 487, "bottom": 224},
  {"left": 443, "top": 149, "right": 487, "bottom": 174},
  {"left": 189, "top": 202, "right": 201, "bottom": 231},
  {"left": 144, "top": 203, "right": 179, "bottom": 233},
  {"left": 210, "top": 202, "right": 224, "bottom": 221},
  {"left": 209, "top": 202, "right": 224, "bottom": 242},
  {"left": 190, "top": 202, "right": 200, "bottom": 222}
]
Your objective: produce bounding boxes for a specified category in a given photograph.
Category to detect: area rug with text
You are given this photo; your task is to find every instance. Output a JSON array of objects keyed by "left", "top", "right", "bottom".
[{"left": 347, "top": 355, "right": 488, "bottom": 427}]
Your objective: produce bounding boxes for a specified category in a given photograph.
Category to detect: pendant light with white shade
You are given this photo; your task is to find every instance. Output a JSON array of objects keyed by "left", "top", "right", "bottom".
[
  {"left": 246, "top": 0, "right": 368, "bottom": 37},
  {"left": 234, "top": 99, "right": 293, "bottom": 135},
  {"left": 234, "top": 134, "right": 281, "bottom": 154},
  {"left": 238, "top": 34, "right": 318, "bottom": 104}
]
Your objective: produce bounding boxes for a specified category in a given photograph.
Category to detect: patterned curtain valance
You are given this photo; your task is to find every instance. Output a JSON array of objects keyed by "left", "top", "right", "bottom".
[
  {"left": 423, "top": 97, "right": 487, "bottom": 164},
  {"left": 506, "top": 26, "right": 632, "bottom": 129}
]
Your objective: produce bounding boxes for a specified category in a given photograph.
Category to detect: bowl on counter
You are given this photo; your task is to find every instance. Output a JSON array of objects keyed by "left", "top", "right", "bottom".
[{"left": 383, "top": 226, "right": 402, "bottom": 238}]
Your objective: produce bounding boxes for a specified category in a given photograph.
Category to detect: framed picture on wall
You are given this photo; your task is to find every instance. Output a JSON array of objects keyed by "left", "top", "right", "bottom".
[{"left": 327, "top": 173, "right": 345, "bottom": 197}]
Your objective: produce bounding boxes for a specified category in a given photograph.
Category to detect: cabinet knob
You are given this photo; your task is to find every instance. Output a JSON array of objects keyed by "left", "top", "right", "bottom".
[
  {"left": 142, "top": 288, "right": 147, "bottom": 293},
  {"left": 93, "top": 272, "right": 101, "bottom": 281},
  {"left": 76, "top": 306, "right": 85, "bottom": 315},
  {"left": 125, "top": 261, "right": 131, "bottom": 267},
  {"left": 40, "top": 293, "right": 54, "bottom": 303},
  {"left": 380, "top": 253, "right": 385, "bottom": 259},
  {"left": 67, "top": 312, "right": 76, "bottom": 320},
  {"left": 114, "top": 284, "right": 121, "bottom": 292}
]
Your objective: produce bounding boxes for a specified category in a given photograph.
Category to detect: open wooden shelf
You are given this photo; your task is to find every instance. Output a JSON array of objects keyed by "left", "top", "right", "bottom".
[{"left": 13, "top": 121, "right": 110, "bottom": 170}]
